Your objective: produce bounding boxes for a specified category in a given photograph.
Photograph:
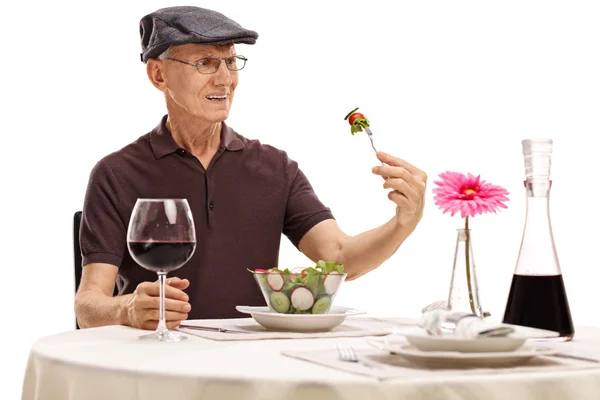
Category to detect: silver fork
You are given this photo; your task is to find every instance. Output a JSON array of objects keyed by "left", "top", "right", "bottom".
[
  {"left": 364, "top": 127, "right": 378, "bottom": 155},
  {"left": 362, "top": 127, "right": 387, "bottom": 169},
  {"left": 335, "top": 343, "right": 380, "bottom": 369}
]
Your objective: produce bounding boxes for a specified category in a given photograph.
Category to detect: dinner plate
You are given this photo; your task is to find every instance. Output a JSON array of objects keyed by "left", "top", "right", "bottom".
[
  {"left": 235, "top": 306, "right": 365, "bottom": 332},
  {"left": 367, "top": 339, "right": 558, "bottom": 368}
]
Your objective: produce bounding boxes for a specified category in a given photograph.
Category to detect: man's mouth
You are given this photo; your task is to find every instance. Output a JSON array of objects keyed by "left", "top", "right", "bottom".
[{"left": 206, "top": 94, "right": 228, "bottom": 101}]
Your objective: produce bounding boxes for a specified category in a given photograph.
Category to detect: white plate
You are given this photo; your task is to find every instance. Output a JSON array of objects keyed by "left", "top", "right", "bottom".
[
  {"left": 400, "top": 328, "right": 527, "bottom": 353},
  {"left": 367, "top": 339, "right": 558, "bottom": 368},
  {"left": 235, "top": 306, "right": 365, "bottom": 332}
]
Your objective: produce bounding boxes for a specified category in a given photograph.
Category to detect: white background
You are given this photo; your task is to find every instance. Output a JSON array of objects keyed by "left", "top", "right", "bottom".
[{"left": 2, "top": 0, "right": 600, "bottom": 397}]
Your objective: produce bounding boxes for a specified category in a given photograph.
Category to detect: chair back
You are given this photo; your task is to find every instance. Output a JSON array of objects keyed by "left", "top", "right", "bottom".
[
  {"left": 73, "top": 211, "right": 83, "bottom": 295},
  {"left": 73, "top": 211, "right": 82, "bottom": 329}
]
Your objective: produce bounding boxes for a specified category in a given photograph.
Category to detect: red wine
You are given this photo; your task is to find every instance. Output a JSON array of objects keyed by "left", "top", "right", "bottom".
[
  {"left": 128, "top": 241, "right": 196, "bottom": 272},
  {"left": 503, "top": 274, "right": 574, "bottom": 339}
]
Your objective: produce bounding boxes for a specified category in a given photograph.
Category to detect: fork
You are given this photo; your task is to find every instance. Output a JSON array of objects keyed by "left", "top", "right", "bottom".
[
  {"left": 363, "top": 127, "right": 386, "bottom": 168},
  {"left": 364, "top": 127, "right": 378, "bottom": 155},
  {"left": 335, "top": 343, "right": 380, "bottom": 369}
]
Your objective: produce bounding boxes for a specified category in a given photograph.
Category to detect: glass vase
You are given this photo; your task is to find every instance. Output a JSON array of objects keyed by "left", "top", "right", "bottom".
[{"left": 446, "top": 228, "right": 483, "bottom": 318}]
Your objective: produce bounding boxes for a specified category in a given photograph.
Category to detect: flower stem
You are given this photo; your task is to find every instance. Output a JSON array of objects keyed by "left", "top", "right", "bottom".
[{"left": 464, "top": 216, "right": 476, "bottom": 315}]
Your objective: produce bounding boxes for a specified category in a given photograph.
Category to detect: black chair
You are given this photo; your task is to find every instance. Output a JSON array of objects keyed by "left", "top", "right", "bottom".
[
  {"left": 73, "top": 211, "right": 82, "bottom": 329},
  {"left": 73, "top": 211, "right": 83, "bottom": 296}
]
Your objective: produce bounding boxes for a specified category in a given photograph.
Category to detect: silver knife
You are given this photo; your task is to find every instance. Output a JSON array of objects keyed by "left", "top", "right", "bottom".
[
  {"left": 178, "top": 324, "right": 251, "bottom": 334},
  {"left": 549, "top": 353, "right": 600, "bottom": 363}
]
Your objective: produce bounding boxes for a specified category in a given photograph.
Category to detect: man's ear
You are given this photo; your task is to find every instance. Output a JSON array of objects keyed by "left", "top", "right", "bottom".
[{"left": 146, "top": 59, "right": 167, "bottom": 91}]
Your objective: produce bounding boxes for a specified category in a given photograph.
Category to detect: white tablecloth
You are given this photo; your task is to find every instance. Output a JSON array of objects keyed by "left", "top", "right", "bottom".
[{"left": 22, "top": 320, "right": 600, "bottom": 400}]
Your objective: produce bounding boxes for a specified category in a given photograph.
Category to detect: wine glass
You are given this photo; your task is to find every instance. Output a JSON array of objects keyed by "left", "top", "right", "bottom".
[{"left": 127, "top": 198, "right": 196, "bottom": 342}]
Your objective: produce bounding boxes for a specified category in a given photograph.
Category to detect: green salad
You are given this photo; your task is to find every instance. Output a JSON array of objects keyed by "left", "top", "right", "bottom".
[{"left": 249, "top": 260, "right": 345, "bottom": 314}]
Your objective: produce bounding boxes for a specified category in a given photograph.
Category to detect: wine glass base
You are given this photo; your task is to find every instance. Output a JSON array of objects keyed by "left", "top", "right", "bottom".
[{"left": 138, "top": 329, "right": 187, "bottom": 342}]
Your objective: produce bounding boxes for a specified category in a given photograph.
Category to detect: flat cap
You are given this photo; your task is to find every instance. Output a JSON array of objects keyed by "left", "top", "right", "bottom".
[{"left": 139, "top": 6, "right": 258, "bottom": 63}]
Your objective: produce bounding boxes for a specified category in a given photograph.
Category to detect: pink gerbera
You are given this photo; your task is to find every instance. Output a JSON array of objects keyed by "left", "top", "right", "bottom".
[{"left": 432, "top": 171, "right": 509, "bottom": 218}]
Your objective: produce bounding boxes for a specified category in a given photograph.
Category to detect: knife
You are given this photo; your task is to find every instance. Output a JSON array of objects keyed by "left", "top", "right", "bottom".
[
  {"left": 548, "top": 353, "right": 600, "bottom": 363},
  {"left": 178, "top": 324, "right": 251, "bottom": 334}
]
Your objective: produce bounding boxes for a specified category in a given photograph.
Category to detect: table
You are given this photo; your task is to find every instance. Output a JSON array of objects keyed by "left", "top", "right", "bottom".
[{"left": 22, "top": 321, "right": 600, "bottom": 400}]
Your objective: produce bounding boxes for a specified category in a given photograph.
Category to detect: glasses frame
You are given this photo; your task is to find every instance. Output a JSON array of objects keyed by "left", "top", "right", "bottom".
[{"left": 165, "top": 55, "right": 248, "bottom": 74}]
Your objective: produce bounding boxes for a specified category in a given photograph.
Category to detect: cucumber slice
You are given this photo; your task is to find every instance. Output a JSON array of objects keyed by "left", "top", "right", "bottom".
[
  {"left": 270, "top": 291, "right": 291, "bottom": 314},
  {"left": 344, "top": 107, "right": 360, "bottom": 120},
  {"left": 312, "top": 296, "right": 331, "bottom": 314}
]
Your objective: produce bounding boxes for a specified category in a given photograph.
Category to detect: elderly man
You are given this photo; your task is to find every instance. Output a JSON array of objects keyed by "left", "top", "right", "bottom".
[{"left": 74, "top": 6, "right": 427, "bottom": 331}]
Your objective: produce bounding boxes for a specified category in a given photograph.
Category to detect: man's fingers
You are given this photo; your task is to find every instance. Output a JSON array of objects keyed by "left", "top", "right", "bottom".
[
  {"left": 136, "top": 296, "right": 191, "bottom": 313},
  {"left": 374, "top": 165, "right": 423, "bottom": 188},
  {"left": 165, "top": 277, "right": 190, "bottom": 289},
  {"left": 153, "top": 277, "right": 190, "bottom": 289},
  {"left": 138, "top": 310, "right": 189, "bottom": 325},
  {"left": 383, "top": 178, "right": 419, "bottom": 202},
  {"left": 141, "top": 281, "right": 189, "bottom": 301},
  {"left": 388, "top": 191, "right": 412, "bottom": 209},
  {"left": 142, "top": 310, "right": 188, "bottom": 322},
  {"left": 376, "top": 152, "right": 427, "bottom": 183},
  {"left": 167, "top": 321, "right": 182, "bottom": 330}
]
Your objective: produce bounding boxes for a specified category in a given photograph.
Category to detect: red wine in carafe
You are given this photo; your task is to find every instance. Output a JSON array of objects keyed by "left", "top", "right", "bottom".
[
  {"left": 503, "top": 274, "right": 574, "bottom": 338},
  {"left": 502, "top": 139, "right": 574, "bottom": 341}
]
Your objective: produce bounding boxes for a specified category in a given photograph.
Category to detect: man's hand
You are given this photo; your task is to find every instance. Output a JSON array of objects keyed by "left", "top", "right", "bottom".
[
  {"left": 124, "top": 277, "right": 191, "bottom": 330},
  {"left": 372, "top": 151, "right": 427, "bottom": 231}
]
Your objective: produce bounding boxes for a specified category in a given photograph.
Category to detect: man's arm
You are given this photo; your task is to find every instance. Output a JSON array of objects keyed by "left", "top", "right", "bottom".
[
  {"left": 299, "top": 217, "right": 414, "bottom": 281},
  {"left": 75, "top": 263, "right": 130, "bottom": 328},
  {"left": 298, "top": 151, "right": 427, "bottom": 280},
  {"left": 75, "top": 263, "right": 192, "bottom": 330}
]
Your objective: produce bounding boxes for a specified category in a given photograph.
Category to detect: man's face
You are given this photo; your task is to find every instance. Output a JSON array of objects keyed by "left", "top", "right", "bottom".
[{"left": 158, "top": 43, "right": 239, "bottom": 123}]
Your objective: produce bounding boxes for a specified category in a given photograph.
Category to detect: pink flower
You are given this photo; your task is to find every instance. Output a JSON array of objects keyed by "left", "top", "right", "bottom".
[{"left": 432, "top": 171, "right": 509, "bottom": 218}]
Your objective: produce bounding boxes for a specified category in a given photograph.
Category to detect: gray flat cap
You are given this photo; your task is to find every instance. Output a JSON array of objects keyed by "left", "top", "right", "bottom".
[{"left": 139, "top": 6, "right": 258, "bottom": 63}]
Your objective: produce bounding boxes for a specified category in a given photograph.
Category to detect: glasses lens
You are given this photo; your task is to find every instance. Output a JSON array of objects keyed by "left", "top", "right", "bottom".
[
  {"left": 196, "top": 58, "right": 221, "bottom": 74},
  {"left": 226, "top": 56, "right": 246, "bottom": 71}
]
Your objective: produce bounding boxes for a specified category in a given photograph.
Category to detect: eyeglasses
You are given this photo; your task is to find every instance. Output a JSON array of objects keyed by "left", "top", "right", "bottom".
[{"left": 165, "top": 56, "right": 248, "bottom": 74}]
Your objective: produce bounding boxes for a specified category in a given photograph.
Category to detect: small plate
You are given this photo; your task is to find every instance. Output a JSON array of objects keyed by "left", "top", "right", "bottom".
[
  {"left": 367, "top": 339, "right": 558, "bottom": 368},
  {"left": 235, "top": 306, "right": 365, "bottom": 332},
  {"left": 401, "top": 328, "right": 527, "bottom": 353},
  {"left": 391, "top": 327, "right": 529, "bottom": 353}
]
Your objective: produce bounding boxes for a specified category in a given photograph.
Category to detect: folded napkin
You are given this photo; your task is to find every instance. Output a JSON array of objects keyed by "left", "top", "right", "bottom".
[
  {"left": 177, "top": 317, "right": 393, "bottom": 341},
  {"left": 418, "top": 310, "right": 515, "bottom": 338}
]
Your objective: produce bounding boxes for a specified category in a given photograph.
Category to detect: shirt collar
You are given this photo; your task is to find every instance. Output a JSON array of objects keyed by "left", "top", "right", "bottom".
[{"left": 150, "top": 114, "right": 245, "bottom": 159}]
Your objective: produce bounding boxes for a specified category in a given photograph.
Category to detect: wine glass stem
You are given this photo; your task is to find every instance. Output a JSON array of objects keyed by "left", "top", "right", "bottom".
[{"left": 157, "top": 272, "right": 168, "bottom": 334}]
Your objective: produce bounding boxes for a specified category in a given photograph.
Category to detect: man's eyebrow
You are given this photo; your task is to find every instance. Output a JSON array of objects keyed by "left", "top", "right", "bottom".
[{"left": 192, "top": 51, "right": 237, "bottom": 59}]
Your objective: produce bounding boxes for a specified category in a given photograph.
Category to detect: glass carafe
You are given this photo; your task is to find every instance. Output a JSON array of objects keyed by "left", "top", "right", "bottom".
[{"left": 502, "top": 139, "right": 574, "bottom": 341}]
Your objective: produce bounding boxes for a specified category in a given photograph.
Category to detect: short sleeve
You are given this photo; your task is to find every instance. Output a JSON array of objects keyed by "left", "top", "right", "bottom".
[
  {"left": 282, "top": 154, "right": 334, "bottom": 248},
  {"left": 79, "top": 160, "right": 126, "bottom": 267}
]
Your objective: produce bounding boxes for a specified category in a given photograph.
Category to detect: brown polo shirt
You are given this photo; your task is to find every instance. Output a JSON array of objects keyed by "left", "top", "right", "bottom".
[{"left": 80, "top": 115, "right": 334, "bottom": 319}]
